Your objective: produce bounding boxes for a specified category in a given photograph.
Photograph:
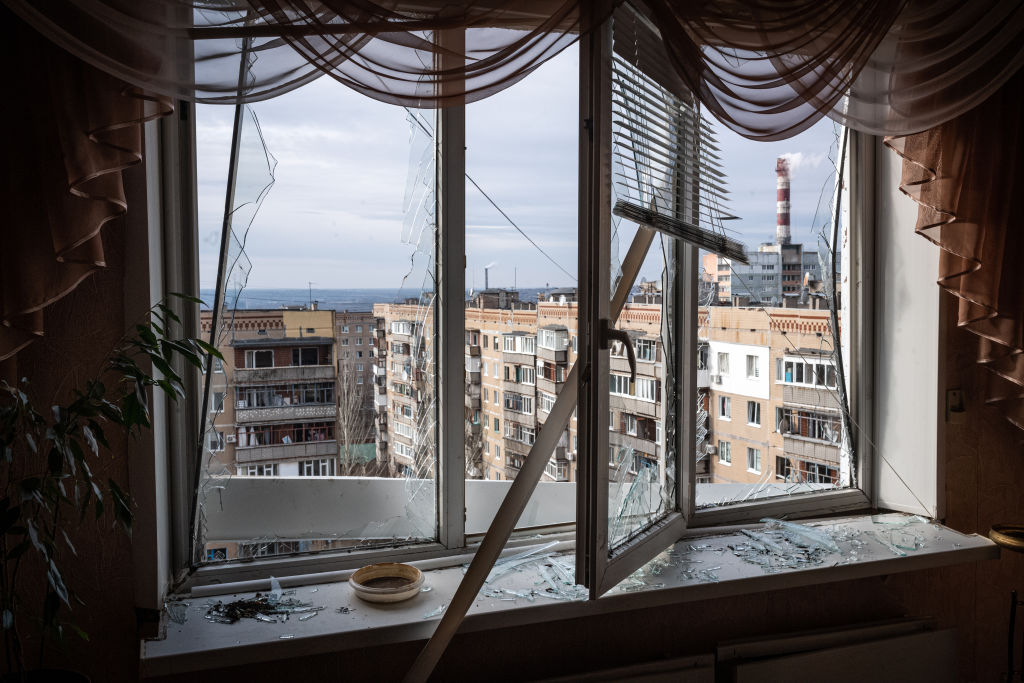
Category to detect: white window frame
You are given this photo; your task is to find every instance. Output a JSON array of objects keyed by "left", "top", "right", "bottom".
[
  {"left": 747, "top": 447, "right": 762, "bottom": 474},
  {"left": 745, "top": 354, "right": 759, "bottom": 378},
  {"left": 718, "top": 440, "right": 731, "bottom": 465},
  {"left": 155, "top": 21, "right": 894, "bottom": 601},
  {"left": 746, "top": 400, "right": 761, "bottom": 427}
]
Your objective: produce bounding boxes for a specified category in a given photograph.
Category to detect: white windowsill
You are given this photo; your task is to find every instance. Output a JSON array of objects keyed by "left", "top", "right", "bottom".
[{"left": 141, "top": 514, "right": 997, "bottom": 678}]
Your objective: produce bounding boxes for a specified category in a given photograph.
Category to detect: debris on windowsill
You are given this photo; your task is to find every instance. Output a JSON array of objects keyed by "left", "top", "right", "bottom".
[
  {"left": 422, "top": 603, "right": 446, "bottom": 619},
  {"left": 204, "top": 579, "right": 327, "bottom": 625},
  {"left": 164, "top": 600, "right": 190, "bottom": 625}
]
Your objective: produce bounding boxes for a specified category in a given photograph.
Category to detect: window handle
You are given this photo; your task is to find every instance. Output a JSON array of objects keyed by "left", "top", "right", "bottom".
[{"left": 601, "top": 319, "right": 636, "bottom": 384}]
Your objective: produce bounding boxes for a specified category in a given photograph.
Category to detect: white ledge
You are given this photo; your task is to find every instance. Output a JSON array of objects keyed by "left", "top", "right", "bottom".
[{"left": 141, "top": 514, "right": 997, "bottom": 678}]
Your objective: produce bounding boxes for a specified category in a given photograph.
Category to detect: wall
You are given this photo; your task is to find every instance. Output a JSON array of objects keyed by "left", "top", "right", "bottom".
[{"left": 1, "top": 217, "right": 141, "bottom": 680}]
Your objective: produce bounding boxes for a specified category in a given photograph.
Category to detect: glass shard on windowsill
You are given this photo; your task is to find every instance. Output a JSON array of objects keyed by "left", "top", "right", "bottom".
[
  {"left": 422, "top": 603, "right": 446, "bottom": 619},
  {"left": 165, "top": 600, "right": 190, "bottom": 625}
]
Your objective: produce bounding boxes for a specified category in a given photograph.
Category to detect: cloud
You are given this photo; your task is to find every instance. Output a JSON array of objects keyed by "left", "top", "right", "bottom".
[{"left": 779, "top": 151, "right": 828, "bottom": 178}]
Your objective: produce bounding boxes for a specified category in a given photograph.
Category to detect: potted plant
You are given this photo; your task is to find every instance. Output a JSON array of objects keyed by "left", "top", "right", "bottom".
[{"left": 0, "top": 294, "right": 220, "bottom": 679}]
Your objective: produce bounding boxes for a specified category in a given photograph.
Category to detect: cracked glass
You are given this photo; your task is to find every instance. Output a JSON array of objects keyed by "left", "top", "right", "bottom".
[
  {"left": 193, "top": 74, "right": 439, "bottom": 564},
  {"left": 463, "top": 44, "right": 578, "bottom": 532},
  {"left": 695, "top": 116, "right": 855, "bottom": 508}
]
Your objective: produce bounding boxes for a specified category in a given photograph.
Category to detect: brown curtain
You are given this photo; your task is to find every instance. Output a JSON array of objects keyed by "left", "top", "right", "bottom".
[
  {"left": 886, "top": 70, "right": 1024, "bottom": 430},
  {"left": 1, "top": 9, "right": 170, "bottom": 362},
  {"left": 2, "top": 0, "right": 1023, "bottom": 428}
]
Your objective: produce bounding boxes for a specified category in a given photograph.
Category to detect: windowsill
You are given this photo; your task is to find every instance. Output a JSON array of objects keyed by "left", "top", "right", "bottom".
[
  {"left": 719, "top": 417, "right": 731, "bottom": 422},
  {"left": 142, "top": 514, "right": 997, "bottom": 678}
]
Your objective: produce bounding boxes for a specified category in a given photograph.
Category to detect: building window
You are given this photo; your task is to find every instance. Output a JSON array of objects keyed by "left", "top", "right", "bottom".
[
  {"left": 746, "top": 354, "right": 759, "bottom": 378},
  {"left": 212, "top": 357, "right": 224, "bottom": 374},
  {"left": 719, "top": 396, "right": 731, "bottom": 419},
  {"left": 356, "top": 325, "right": 362, "bottom": 332},
  {"left": 299, "top": 458, "right": 334, "bottom": 476},
  {"left": 244, "top": 349, "right": 274, "bottom": 369},
  {"left": 207, "top": 431, "right": 225, "bottom": 452},
  {"left": 718, "top": 441, "right": 731, "bottom": 465},
  {"left": 776, "top": 456, "right": 791, "bottom": 481},
  {"left": 212, "top": 392, "right": 225, "bottom": 413},
  {"left": 635, "top": 338, "right": 656, "bottom": 361},
  {"left": 493, "top": 417, "right": 500, "bottom": 432},
  {"left": 246, "top": 464, "right": 278, "bottom": 477},
  {"left": 717, "top": 352, "right": 729, "bottom": 375},
  {"left": 747, "top": 401, "right": 761, "bottom": 426},
  {"left": 292, "top": 347, "right": 319, "bottom": 366},
  {"left": 747, "top": 447, "right": 762, "bottom": 473},
  {"left": 356, "top": 338, "right": 362, "bottom": 346},
  {"left": 624, "top": 414, "right": 638, "bottom": 436}
]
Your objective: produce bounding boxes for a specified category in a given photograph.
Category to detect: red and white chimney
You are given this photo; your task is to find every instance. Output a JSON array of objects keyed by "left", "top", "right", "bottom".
[{"left": 776, "top": 157, "right": 791, "bottom": 245}]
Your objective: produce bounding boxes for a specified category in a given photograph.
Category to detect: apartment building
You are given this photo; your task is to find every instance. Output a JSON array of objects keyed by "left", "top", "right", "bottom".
[
  {"left": 200, "top": 308, "right": 340, "bottom": 480},
  {"left": 372, "top": 302, "right": 436, "bottom": 478},
  {"left": 334, "top": 311, "right": 381, "bottom": 474},
  {"left": 704, "top": 242, "right": 824, "bottom": 305},
  {"left": 702, "top": 306, "right": 843, "bottom": 488}
]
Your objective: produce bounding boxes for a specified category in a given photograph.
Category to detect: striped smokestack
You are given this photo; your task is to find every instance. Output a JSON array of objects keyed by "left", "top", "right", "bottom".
[{"left": 776, "top": 157, "right": 791, "bottom": 245}]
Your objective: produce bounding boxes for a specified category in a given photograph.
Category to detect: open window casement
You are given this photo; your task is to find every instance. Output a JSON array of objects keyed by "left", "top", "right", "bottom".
[{"left": 577, "top": 5, "right": 737, "bottom": 598}]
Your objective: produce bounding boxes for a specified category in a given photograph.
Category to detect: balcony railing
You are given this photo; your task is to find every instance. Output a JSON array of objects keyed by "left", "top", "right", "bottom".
[
  {"left": 235, "top": 403, "right": 337, "bottom": 424},
  {"left": 235, "top": 365, "right": 335, "bottom": 384},
  {"left": 235, "top": 439, "right": 338, "bottom": 463}
]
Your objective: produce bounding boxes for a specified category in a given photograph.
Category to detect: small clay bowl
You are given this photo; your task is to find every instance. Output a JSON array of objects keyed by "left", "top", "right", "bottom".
[{"left": 349, "top": 562, "right": 424, "bottom": 603}]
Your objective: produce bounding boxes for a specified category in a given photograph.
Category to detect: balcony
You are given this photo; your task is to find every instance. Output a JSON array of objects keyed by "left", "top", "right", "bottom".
[
  {"left": 374, "top": 393, "right": 387, "bottom": 408},
  {"left": 697, "top": 367, "right": 710, "bottom": 388},
  {"left": 783, "top": 384, "right": 842, "bottom": 411},
  {"left": 235, "top": 365, "right": 335, "bottom": 384},
  {"left": 372, "top": 363, "right": 386, "bottom": 377},
  {"left": 465, "top": 343, "right": 480, "bottom": 357},
  {"left": 465, "top": 383, "right": 481, "bottom": 409},
  {"left": 503, "top": 408, "right": 536, "bottom": 425},
  {"left": 783, "top": 434, "right": 841, "bottom": 463},
  {"left": 535, "top": 375, "right": 562, "bottom": 396},
  {"left": 235, "top": 439, "right": 338, "bottom": 463},
  {"left": 503, "top": 437, "right": 533, "bottom": 456},
  {"left": 465, "top": 356, "right": 481, "bottom": 373},
  {"left": 235, "top": 403, "right": 337, "bottom": 425},
  {"left": 536, "top": 345, "right": 567, "bottom": 364}
]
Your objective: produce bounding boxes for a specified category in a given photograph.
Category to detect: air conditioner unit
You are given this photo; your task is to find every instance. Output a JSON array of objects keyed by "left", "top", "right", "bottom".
[
  {"left": 712, "top": 374, "right": 723, "bottom": 385},
  {"left": 705, "top": 444, "right": 717, "bottom": 455},
  {"left": 225, "top": 434, "right": 237, "bottom": 443}
]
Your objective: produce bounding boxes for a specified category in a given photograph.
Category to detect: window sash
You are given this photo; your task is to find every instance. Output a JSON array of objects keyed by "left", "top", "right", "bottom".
[{"left": 169, "top": 18, "right": 872, "bottom": 592}]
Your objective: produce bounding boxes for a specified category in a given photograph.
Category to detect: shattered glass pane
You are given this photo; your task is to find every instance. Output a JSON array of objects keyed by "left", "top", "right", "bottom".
[
  {"left": 604, "top": 52, "right": 686, "bottom": 550},
  {"left": 193, "top": 74, "right": 439, "bottom": 564},
  {"left": 462, "top": 45, "right": 578, "bottom": 526},
  {"left": 694, "top": 115, "right": 857, "bottom": 508}
]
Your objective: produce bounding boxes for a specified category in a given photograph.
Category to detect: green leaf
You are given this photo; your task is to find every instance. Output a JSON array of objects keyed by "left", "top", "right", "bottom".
[
  {"left": 194, "top": 339, "right": 224, "bottom": 360},
  {"left": 109, "top": 479, "right": 133, "bottom": 533},
  {"left": 87, "top": 420, "right": 109, "bottom": 448},
  {"left": 169, "top": 292, "right": 205, "bottom": 305},
  {"left": 61, "top": 529, "right": 77, "bottom": 556},
  {"left": 135, "top": 324, "right": 158, "bottom": 349},
  {"left": 67, "top": 622, "right": 89, "bottom": 642},
  {"left": 157, "top": 304, "right": 182, "bottom": 325}
]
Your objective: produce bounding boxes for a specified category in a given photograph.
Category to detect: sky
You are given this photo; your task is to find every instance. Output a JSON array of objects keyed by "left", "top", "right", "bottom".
[{"left": 196, "top": 44, "right": 840, "bottom": 291}]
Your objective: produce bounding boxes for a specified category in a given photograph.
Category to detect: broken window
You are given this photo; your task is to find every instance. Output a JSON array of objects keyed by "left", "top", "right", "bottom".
[
  {"left": 695, "top": 105, "right": 857, "bottom": 508},
  {"left": 193, "top": 68, "right": 439, "bottom": 565}
]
